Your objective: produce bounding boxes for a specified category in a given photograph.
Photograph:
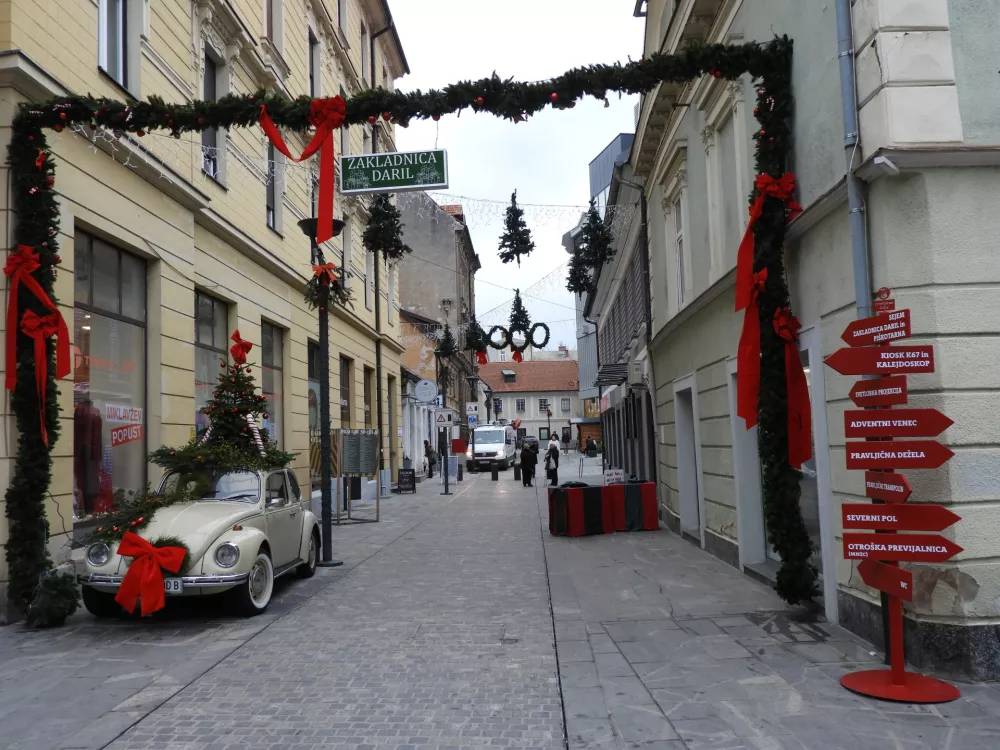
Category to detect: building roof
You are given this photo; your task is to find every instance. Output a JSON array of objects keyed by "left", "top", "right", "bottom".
[
  {"left": 440, "top": 204, "right": 463, "bottom": 217},
  {"left": 478, "top": 360, "right": 579, "bottom": 394}
]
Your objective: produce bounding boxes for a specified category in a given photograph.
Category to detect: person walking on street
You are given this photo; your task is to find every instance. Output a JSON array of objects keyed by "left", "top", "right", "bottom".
[
  {"left": 424, "top": 439, "right": 435, "bottom": 479},
  {"left": 520, "top": 442, "right": 537, "bottom": 487},
  {"left": 562, "top": 431, "right": 570, "bottom": 456},
  {"left": 545, "top": 436, "right": 561, "bottom": 487}
]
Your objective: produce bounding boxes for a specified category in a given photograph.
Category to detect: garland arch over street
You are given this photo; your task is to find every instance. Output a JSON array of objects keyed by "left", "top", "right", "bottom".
[{"left": 4, "top": 35, "right": 818, "bottom": 620}]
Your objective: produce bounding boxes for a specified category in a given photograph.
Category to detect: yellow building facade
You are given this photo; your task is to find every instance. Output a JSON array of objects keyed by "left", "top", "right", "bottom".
[{"left": 0, "top": 0, "right": 408, "bottom": 619}]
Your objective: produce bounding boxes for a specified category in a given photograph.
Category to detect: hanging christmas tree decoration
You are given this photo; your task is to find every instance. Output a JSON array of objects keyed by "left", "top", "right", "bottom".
[
  {"left": 464, "top": 313, "right": 490, "bottom": 365},
  {"left": 566, "top": 198, "right": 615, "bottom": 296},
  {"left": 497, "top": 191, "right": 535, "bottom": 267},
  {"left": 435, "top": 322, "right": 459, "bottom": 359},
  {"left": 363, "top": 193, "right": 412, "bottom": 260}
]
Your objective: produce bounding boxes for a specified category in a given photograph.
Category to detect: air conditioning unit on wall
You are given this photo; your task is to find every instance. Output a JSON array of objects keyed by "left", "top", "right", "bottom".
[{"left": 628, "top": 360, "right": 646, "bottom": 389}]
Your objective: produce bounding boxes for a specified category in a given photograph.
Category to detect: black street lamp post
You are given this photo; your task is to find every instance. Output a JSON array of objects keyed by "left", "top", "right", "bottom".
[{"left": 299, "top": 217, "right": 345, "bottom": 567}]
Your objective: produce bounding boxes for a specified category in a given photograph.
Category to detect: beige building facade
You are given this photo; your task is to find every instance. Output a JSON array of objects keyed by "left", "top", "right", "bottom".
[
  {"left": 0, "top": 0, "right": 408, "bottom": 620},
  {"left": 633, "top": 0, "right": 1000, "bottom": 678}
]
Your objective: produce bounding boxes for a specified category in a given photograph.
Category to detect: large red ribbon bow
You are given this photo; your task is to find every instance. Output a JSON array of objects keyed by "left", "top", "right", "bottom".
[
  {"left": 736, "top": 268, "right": 768, "bottom": 429},
  {"left": 512, "top": 350, "right": 524, "bottom": 363},
  {"left": 773, "top": 307, "right": 813, "bottom": 469},
  {"left": 476, "top": 351, "right": 488, "bottom": 366},
  {"left": 734, "top": 173, "right": 802, "bottom": 313},
  {"left": 20, "top": 311, "right": 62, "bottom": 447},
  {"left": 5, "top": 245, "right": 70, "bottom": 393},
  {"left": 230, "top": 329, "right": 253, "bottom": 365},
  {"left": 312, "top": 263, "right": 338, "bottom": 286},
  {"left": 259, "top": 96, "right": 346, "bottom": 245},
  {"left": 114, "top": 532, "right": 187, "bottom": 617}
]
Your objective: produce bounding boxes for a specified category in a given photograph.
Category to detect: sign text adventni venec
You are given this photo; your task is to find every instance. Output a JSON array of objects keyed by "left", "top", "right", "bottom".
[{"left": 340, "top": 150, "right": 448, "bottom": 195}]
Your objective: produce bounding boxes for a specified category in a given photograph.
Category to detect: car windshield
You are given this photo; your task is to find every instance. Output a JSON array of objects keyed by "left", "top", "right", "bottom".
[
  {"left": 475, "top": 429, "right": 505, "bottom": 444},
  {"left": 160, "top": 470, "right": 261, "bottom": 502}
]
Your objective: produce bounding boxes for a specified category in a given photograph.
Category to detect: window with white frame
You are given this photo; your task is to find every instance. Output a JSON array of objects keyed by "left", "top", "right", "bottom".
[
  {"left": 702, "top": 80, "right": 751, "bottom": 280},
  {"left": 673, "top": 195, "right": 686, "bottom": 306},
  {"left": 364, "top": 249, "right": 374, "bottom": 310},
  {"left": 99, "top": 0, "right": 127, "bottom": 87},
  {"left": 308, "top": 30, "right": 321, "bottom": 97},
  {"left": 360, "top": 22, "right": 370, "bottom": 83},
  {"left": 340, "top": 217, "right": 352, "bottom": 291},
  {"left": 266, "top": 143, "right": 284, "bottom": 233},
  {"left": 387, "top": 262, "right": 397, "bottom": 324},
  {"left": 493, "top": 397, "right": 502, "bottom": 415},
  {"left": 498, "top": 351, "right": 507, "bottom": 362},
  {"left": 516, "top": 398, "right": 525, "bottom": 412},
  {"left": 538, "top": 398, "right": 549, "bottom": 413},
  {"left": 202, "top": 53, "right": 219, "bottom": 178},
  {"left": 264, "top": 0, "right": 283, "bottom": 53},
  {"left": 339, "top": 87, "right": 348, "bottom": 157},
  {"left": 261, "top": 322, "right": 284, "bottom": 446},
  {"left": 561, "top": 397, "right": 571, "bottom": 412},
  {"left": 338, "top": 0, "right": 347, "bottom": 31}
]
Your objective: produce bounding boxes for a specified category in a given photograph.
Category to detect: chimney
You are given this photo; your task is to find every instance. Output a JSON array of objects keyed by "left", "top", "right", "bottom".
[{"left": 558, "top": 345, "right": 568, "bottom": 358}]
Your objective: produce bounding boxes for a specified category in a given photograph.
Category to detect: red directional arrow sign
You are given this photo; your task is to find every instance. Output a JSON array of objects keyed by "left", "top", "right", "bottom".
[
  {"left": 844, "top": 408, "right": 953, "bottom": 438},
  {"left": 865, "top": 471, "right": 912, "bottom": 503},
  {"left": 842, "top": 309, "right": 911, "bottom": 347},
  {"left": 849, "top": 376, "right": 909, "bottom": 407},
  {"left": 858, "top": 559, "right": 914, "bottom": 601},
  {"left": 843, "top": 504, "right": 961, "bottom": 532},
  {"left": 846, "top": 440, "right": 954, "bottom": 470},
  {"left": 843, "top": 533, "right": 963, "bottom": 562},
  {"left": 825, "top": 346, "right": 934, "bottom": 376}
]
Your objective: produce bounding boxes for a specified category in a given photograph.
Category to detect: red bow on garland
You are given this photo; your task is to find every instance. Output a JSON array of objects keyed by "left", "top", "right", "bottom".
[
  {"left": 736, "top": 268, "right": 767, "bottom": 429},
  {"left": 4, "top": 245, "right": 71, "bottom": 394},
  {"left": 773, "top": 307, "right": 813, "bottom": 469},
  {"left": 512, "top": 350, "right": 523, "bottom": 363},
  {"left": 114, "top": 532, "right": 187, "bottom": 617},
  {"left": 20, "top": 311, "right": 62, "bottom": 447},
  {"left": 259, "top": 97, "right": 346, "bottom": 245},
  {"left": 476, "top": 351, "right": 488, "bottom": 365},
  {"left": 312, "top": 263, "right": 338, "bottom": 286},
  {"left": 230, "top": 330, "right": 253, "bottom": 365},
  {"left": 734, "top": 173, "right": 802, "bottom": 312}
]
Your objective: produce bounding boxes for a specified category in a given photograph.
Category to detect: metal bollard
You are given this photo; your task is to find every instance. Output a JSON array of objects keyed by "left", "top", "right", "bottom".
[{"left": 491, "top": 461, "right": 499, "bottom": 481}]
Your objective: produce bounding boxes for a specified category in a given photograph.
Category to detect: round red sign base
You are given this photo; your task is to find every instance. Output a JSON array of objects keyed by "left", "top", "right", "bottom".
[{"left": 841, "top": 670, "right": 960, "bottom": 703}]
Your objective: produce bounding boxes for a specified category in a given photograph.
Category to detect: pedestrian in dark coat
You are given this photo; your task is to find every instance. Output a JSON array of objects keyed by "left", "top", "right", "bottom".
[
  {"left": 520, "top": 444, "right": 537, "bottom": 487},
  {"left": 545, "top": 436, "right": 561, "bottom": 487}
]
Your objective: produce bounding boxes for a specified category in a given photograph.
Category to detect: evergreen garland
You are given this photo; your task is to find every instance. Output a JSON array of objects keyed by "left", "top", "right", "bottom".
[
  {"left": 363, "top": 193, "right": 412, "bottom": 260},
  {"left": 4, "top": 35, "right": 815, "bottom": 615},
  {"left": 497, "top": 191, "right": 535, "bottom": 267}
]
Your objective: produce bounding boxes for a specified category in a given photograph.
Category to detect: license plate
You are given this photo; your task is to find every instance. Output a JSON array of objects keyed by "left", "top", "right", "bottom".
[{"left": 164, "top": 578, "right": 183, "bottom": 595}]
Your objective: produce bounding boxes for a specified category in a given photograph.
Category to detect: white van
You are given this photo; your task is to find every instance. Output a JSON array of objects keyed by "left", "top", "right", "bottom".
[{"left": 466, "top": 423, "right": 517, "bottom": 470}]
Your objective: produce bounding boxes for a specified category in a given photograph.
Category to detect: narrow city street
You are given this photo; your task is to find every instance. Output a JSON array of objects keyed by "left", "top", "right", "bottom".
[{"left": 3, "top": 461, "right": 1000, "bottom": 750}]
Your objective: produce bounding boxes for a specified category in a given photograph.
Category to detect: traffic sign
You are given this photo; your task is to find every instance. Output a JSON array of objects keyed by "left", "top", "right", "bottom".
[
  {"left": 435, "top": 408, "right": 458, "bottom": 424},
  {"left": 842, "top": 310, "right": 911, "bottom": 347},
  {"left": 865, "top": 471, "right": 912, "bottom": 503},
  {"left": 857, "top": 560, "right": 913, "bottom": 601},
  {"left": 846, "top": 440, "right": 954, "bottom": 470},
  {"left": 824, "top": 346, "right": 934, "bottom": 376},
  {"left": 843, "top": 533, "right": 962, "bottom": 562},
  {"left": 466, "top": 401, "right": 479, "bottom": 415},
  {"left": 844, "top": 408, "right": 953, "bottom": 439},
  {"left": 849, "top": 376, "right": 908, "bottom": 407},
  {"left": 467, "top": 415, "right": 477, "bottom": 427},
  {"left": 842, "top": 503, "right": 961, "bottom": 532}
]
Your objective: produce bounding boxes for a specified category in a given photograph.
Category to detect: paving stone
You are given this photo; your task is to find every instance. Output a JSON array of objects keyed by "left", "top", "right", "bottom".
[
  {"left": 602, "top": 676, "right": 655, "bottom": 707},
  {"left": 561, "top": 662, "right": 601, "bottom": 689},
  {"left": 609, "top": 705, "right": 679, "bottom": 743}
]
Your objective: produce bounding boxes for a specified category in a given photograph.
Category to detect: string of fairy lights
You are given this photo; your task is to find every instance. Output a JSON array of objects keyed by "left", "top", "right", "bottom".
[{"left": 55, "top": 123, "right": 608, "bottom": 348}]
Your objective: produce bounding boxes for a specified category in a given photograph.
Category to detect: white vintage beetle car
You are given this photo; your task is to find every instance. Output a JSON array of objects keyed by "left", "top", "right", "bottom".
[{"left": 78, "top": 467, "right": 321, "bottom": 617}]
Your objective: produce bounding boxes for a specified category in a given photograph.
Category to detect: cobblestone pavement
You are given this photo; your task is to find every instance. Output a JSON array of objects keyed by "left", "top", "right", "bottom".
[{"left": 4, "top": 458, "right": 1000, "bottom": 750}]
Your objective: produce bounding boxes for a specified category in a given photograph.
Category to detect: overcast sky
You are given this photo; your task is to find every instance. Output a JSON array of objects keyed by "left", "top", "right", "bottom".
[{"left": 392, "top": 1, "right": 644, "bottom": 350}]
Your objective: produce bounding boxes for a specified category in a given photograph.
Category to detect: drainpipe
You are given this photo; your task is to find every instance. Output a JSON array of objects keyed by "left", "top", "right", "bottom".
[{"left": 836, "top": 0, "right": 872, "bottom": 319}]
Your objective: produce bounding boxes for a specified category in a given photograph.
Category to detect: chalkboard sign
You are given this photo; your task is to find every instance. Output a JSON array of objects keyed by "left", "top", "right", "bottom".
[{"left": 397, "top": 468, "right": 416, "bottom": 494}]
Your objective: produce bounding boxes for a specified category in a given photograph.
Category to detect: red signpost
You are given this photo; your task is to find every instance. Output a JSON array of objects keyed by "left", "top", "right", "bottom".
[
  {"left": 864, "top": 471, "right": 912, "bottom": 503},
  {"left": 857, "top": 560, "right": 913, "bottom": 601},
  {"left": 842, "top": 504, "right": 961, "bottom": 532},
  {"left": 849, "top": 375, "right": 909, "bottom": 408},
  {"left": 824, "top": 345, "right": 934, "bottom": 376},
  {"left": 842, "top": 309, "right": 911, "bottom": 347},
  {"left": 844, "top": 408, "right": 953, "bottom": 438},
  {"left": 826, "top": 305, "right": 960, "bottom": 703}
]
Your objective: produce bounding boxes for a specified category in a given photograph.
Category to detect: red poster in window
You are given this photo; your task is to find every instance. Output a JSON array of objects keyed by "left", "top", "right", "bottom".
[{"left": 111, "top": 424, "right": 144, "bottom": 447}]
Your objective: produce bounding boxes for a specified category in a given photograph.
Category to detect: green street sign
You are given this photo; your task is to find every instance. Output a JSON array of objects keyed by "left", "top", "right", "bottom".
[{"left": 340, "top": 149, "right": 448, "bottom": 195}]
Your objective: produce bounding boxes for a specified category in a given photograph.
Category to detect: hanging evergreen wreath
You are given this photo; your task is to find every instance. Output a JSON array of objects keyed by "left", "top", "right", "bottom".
[
  {"left": 304, "top": 262, "right": 351, "bottom": 311},
  {"left": 487, "top": 325, "right": 510, "bottom": 351},
  {"left": 528, "top": 322, "right": 551, "bottom": 350},
  {"left": 4, "top": 36, "right": 815, "bottom": 623}
]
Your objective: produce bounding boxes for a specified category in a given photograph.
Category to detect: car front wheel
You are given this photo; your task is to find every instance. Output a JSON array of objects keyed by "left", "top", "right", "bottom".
[
  {"left": 82, "top": 586, "right": 122, "bottom": 618},
  {"left": 297, "top": 530, "right": 319, "bottom": 578},
  {"left": 234, "top": 550, "right": 274, "bottom": 616}
]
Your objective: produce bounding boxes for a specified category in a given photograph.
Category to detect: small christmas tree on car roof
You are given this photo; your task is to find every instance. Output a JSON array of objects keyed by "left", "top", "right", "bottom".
[{"left": 150, "top": 330, "right": 294, "bottom": 475}]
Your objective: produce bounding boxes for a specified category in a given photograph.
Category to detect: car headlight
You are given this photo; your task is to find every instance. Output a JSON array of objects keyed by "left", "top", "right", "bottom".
[
  {"left": 466, "top": 449, "right": 473, "bottom": 457},
  {"left": 87, "top": 543, "right": 111, "bottom": 567},
  {"left": 496, "top": 450, "right": 504, "bottom": 457},
  {"left": 215, "top": 543, "right": 240, "bottom": 569}
]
